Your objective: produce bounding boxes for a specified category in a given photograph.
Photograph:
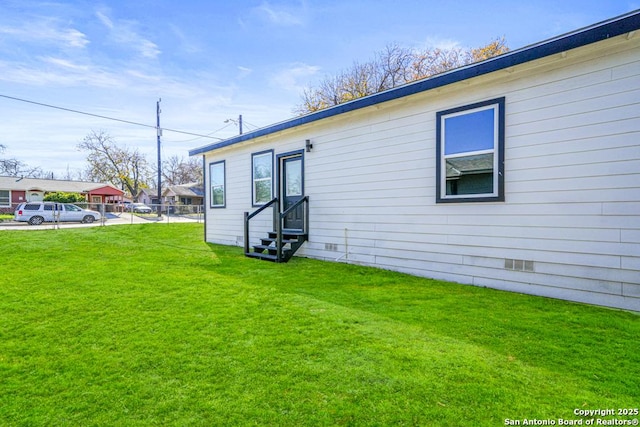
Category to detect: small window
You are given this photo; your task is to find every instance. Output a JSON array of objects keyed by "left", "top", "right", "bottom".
[
  {"left": 436, "top": 97, "right": 505, "bottom": 203},
  {"left": 252, "top": 150, "right": 273, "bottom": 205},
  {"left": 209, "top": 161, "right": 226, "bottom": 208},
  {"left": 0, "top": 190, "right": 9, "bottom": 207}
]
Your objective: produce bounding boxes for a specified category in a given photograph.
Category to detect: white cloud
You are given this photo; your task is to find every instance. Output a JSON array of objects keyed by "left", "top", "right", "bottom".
[
  {"left": 270, "top": 63, "right": 320, "bottom": 92},
  {"left": 0, "top": 21, "right": 89, "bottom": 49},
  {"left": 253, "top": 1, "right": 306, "bottom": 26},
  {"left": 59, "top": 28, "right": 90, "bottom": 48},
  {"left": 95, "top": 10, "right": 114, "bottom": 29},
  {"left": 0, "top": 61, "right": 81, "bottom": 86},
  {"left": 168, "top": 24, "right": 201, "bottom": 54},
  {"left": 0, "top": 56, "right": 127, "bottom": 88},
  {"left": 137, "top": 38, "right": 161, "bottom": 59},
  {"left": 422, "top": 36, "right": 462, "bottom": 51},
  {"left": 237, "top": 66, "right": 253, "bottom": 79},
  {"left": 94, "top": 8, "right": 161, "bottom": 60},
  {"left": 40, "top": 56, "right": 90, "bottom": 72}
]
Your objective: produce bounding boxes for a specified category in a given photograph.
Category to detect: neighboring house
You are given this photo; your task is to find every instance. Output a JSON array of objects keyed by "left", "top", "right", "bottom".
[
  {"left": 136, "top": 188, "right": 157, "bottom": 206},
  {"left": 0, "top": 176, "right": 125, "bottom": 212},
  {"left": 134, "top": 185, "right": 203, "bottom": 213},
  {"left": 189, "top": 11, "right": 640, "bottom": 311},
  {"left": 163, "top": 183, "right": 204, "bottom": 207}
]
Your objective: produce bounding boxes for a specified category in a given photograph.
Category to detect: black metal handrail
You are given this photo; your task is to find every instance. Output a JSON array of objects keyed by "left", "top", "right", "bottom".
[
  {"left": 277, "top": 196, "right": 309, "bottom": 261},
  {"left": 245, "top": 197, "right": 278, "bottom": 221},
  {"left": 244, "top": 196, "right": 309, "bottom": 261},
  {"left": 279, "top": 196, "right": 309, "bottom": 231},
  {"left": 244, "top": 197, "right": 278, "bottom": 254}
]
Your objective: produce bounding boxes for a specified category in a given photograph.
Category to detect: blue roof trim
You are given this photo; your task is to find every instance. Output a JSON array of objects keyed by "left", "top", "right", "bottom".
[{"left": 190, "top": 10, "right": 640, "bottom": 157}]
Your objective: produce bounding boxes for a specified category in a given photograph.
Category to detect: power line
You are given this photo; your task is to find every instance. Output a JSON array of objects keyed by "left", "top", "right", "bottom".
[
  {"left": 167, "top": 122, "right": 235, "bottom": 143},
  {"left": 0, "top": 93, "right": 225, "bottom": 141},
  {"left": 242, "top": 120, "right": 260, "bottom": 130}
]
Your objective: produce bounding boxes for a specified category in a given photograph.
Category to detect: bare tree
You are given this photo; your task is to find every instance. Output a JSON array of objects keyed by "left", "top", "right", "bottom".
[
  {"left": 0, "top": 156, "right": 21, "bottom": 176},
  {"left": 374, "top": 43, "right": 414, "bottom": 91},
  {"left": 0, "top": 143, "right": 17, "bottom": 175},
  {"left": 162, "top": 155, "right": 203, "bottom": 186},
  {"left": 0, "top": 144, "right": 52, "bottom": 178},
  {"left": 78, "top": 130, "right": 150, "bottom": 199},
  {"left": 295, "top": 38, "right": 509, "bottom": 114},
  {"left": 62, "top": 165, "right": 85, "bottom": 181}
]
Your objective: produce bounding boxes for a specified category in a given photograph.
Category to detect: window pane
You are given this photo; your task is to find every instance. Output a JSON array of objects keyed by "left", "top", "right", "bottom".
[
  {"left": 210, "top": 163, "right": 224, "bottom": 187},
  {"left": 285, "top": 159, "right": 302, "bottom": 196},
  {"left": 253, "top": 152, "right": 273, "bottom": 204},
  {"left": 444, "top": 108, "right": 494, "bottom": 155},
  {"left": 212, "top": 187, "right": 224, "bottom": 206},
  {"left": 253, "top": 153, "right": 272, "bottom": 179},
  {"left": 254, "top": 180, "right": 271, "bottom": 204},
  {"left": 210, "top": 162, "right": 225, "bottom": 206},
  {"left": 446, "top": 153, "right": 494, "bottom": 195}
]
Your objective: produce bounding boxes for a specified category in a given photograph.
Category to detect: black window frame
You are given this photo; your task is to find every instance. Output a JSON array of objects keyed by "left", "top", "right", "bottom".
[
  {"left": 251, "top": 149, "right": 274, "bottom": 207},
  {"left": 209, "top": 160, "right": 226, "bottom": 208},
  {"left": 436, "top": 97, "right": 505, "bottom": 203}
]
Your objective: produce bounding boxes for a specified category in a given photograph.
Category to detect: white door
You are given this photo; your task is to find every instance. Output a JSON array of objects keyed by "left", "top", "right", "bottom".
[{"left": 28, "top": 192, "right": 44, "bottom": 202}]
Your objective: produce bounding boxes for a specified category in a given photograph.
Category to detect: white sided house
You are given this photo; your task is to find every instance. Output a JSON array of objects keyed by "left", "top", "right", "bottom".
[{"left": 190, "top": 11, "right": 640, "bottom": 312}]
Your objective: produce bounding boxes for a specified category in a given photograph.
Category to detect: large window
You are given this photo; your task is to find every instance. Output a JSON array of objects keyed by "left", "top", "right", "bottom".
[
  {"left": 436, "top": 97, "right": 505, "bottom": 203},
  {"left": 0, "top": 190, "right": 9, "bottom": 207},
  {"left": 252, "top": 150, "right": 273, "bottom": 205},
  {"left": 209, "top": 161, "right": 225, "bottom": 208}
]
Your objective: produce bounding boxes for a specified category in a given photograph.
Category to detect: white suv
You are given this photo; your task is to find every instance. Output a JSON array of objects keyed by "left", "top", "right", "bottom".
[{"left": 14, "top": 202, "right": 102, "bottom": 225}]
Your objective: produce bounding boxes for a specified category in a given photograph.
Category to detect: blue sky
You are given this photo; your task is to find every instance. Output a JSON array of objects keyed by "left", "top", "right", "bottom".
[{"left": 0, "top": 0, "right": 637, "bottom": 178}]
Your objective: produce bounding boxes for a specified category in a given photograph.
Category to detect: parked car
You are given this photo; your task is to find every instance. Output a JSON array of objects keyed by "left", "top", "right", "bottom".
[
  {"left": 126, "top": 203, "right": 153, "bottom": 214},
  {"left": 14, "top": 202, "right": 102, "bottom": 225}
]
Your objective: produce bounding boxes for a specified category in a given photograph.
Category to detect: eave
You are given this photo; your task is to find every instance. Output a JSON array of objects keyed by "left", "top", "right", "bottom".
[{"left": 189, "top": 10, "right": 640, "bottom": 157}]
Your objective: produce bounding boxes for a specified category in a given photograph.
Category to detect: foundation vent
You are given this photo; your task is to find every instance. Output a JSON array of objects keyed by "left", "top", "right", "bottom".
[
  {"left": 325, "top": 243, "right": 339, "bottom": 252},
  {"left": 505, "top": 259, "right": 534, "bottom": 272}
]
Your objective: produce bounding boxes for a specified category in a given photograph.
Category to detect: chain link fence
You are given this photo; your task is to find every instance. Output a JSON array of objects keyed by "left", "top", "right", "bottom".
[{"left": 0, "top": 201, "right": 204, "bottom": 228}]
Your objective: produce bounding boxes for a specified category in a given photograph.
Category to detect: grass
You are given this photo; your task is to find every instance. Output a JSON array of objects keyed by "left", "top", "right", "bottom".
[{"left": 0, "top": 223, "right": 638, "bottom": 426}]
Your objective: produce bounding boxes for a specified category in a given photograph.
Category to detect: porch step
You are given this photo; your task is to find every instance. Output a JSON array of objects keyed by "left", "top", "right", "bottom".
[
  {"left": 245, "top": 252, "right": 279, "bottom": 262},
  {"left": 252, "top": 244, "right": 292, "bottom": 258},
  {"left": 246, "top": 230, "right": 307, "bottom": 263},
  {"left": 260, "top": 237, "right": 297, "bottom": 245},
  {"left": 257, "top": 231, "right": 306, "bottom": 251},
  {"left": 243, "top": 196, "right": 309, "bottom": 263},
  {"left": 268, "top": 231, "right": 306, "bottom": 240}
]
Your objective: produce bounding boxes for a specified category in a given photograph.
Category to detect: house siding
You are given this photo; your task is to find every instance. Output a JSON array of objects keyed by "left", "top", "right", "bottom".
[{"left": 201, "top": 31, "right": 640, "bottom": 311}]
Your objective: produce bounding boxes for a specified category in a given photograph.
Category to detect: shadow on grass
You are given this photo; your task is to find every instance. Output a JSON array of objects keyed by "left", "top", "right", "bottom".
[{"left": 210, "top": 243, "right": 640, "bottom": 401}]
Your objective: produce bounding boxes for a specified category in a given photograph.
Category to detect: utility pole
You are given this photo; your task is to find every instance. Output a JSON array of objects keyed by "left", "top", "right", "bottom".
[
  {"left": 225, "top": 114, "right": 243, "bottom": 135},
  {"left": 156, "top": 98, "right": 162, "bottom": 217}
]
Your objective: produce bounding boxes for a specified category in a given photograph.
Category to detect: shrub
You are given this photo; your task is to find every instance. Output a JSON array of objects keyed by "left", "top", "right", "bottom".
[{"left": 44, "top": 192, "right": 86, "bottom": 203}]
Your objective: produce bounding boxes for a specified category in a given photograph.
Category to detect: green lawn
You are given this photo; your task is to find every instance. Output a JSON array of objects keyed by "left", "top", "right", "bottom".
[{"left": 0, "top": 223, "right": 638, "bottom": 426}]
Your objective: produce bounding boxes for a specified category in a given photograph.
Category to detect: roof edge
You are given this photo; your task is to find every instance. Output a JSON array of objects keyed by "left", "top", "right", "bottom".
[{"left": 189, "top": 10, "right": 640, "bottom": 157}]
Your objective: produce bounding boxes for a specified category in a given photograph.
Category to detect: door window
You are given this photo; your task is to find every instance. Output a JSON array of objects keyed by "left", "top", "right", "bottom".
[{"left": 285, "top": 159, "right": 302, "bottom": 196}]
